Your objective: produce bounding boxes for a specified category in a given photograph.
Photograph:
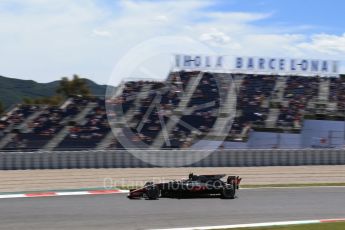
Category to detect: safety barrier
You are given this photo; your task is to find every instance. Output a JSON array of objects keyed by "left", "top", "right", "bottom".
[{"left": 0, "top": 149, "right": 344, "bottom": 170}]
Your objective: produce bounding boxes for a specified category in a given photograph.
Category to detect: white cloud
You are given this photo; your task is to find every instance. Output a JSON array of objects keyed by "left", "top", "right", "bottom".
[
  {"left": 206, "top": 12, "right": 272, "bottom": 23},
  {"left": 153, "top": 15, "right": 169, "bottom": 22},
  {"left": 298, "top": 33, "right": 345, "bottom": 56},
  {"left": 200, "top": 29, "right": 232, "bottom": 46},
  {"left": 0, "top": 0, "right": 344, "bottom": 86},
  {"left": 92, "top": 29, "right": 112, "bottom": 37}
]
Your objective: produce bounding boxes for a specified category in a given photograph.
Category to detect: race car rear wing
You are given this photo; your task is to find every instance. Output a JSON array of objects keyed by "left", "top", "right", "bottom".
[{"left": 227, "top": 176, "right": 242, "bottom": 189}]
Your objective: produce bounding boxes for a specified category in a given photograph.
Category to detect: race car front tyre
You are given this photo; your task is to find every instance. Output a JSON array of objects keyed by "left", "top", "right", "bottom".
[{"left": 145, "top": 185, "right": 160, "bottom": 200}]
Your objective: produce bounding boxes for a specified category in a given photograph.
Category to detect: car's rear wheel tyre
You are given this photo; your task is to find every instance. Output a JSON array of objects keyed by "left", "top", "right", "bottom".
[
  {"left": 146, "top": 185, "right": 160, "bottom": 200},
  {"left": 221, "top": 184, "right": 235, "bottom": 199}
]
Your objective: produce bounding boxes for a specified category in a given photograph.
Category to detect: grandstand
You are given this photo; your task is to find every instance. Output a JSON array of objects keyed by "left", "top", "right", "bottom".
[{"left": 0, "top": 65, "right": 344, "bottom": 151}]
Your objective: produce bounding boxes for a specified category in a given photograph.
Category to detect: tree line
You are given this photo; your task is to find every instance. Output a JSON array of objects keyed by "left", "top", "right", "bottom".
[
  {"left": 22, "top": 75, "right": 91, "bottom": 106},
  {"left": 0, "top": 75, "right": 91, "bottom": 115}
]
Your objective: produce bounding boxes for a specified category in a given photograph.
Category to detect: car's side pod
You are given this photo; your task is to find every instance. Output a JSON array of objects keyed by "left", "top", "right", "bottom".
[{"left": 227, "top": 176, "right": 242, "bottom": 189}]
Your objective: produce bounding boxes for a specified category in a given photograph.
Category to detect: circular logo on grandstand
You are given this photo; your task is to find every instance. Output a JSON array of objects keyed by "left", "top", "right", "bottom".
[{"left": 105, "top": 36, "right": 237, "bottom": 167}]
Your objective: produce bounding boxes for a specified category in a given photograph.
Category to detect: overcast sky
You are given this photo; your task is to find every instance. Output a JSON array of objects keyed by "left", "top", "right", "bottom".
[{"left": 0, "top": 0, "right": 344, "bottom": 85}]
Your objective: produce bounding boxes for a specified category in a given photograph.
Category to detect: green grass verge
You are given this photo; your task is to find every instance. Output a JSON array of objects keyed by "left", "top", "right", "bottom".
[{"left": 217, "top": 222, "right": 345, "bottom": 230}]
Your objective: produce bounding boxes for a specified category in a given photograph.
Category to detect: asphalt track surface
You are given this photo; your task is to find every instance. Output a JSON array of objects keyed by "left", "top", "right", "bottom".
[{"left": 0, "top": 187, "right": 344, "bottom": 230}]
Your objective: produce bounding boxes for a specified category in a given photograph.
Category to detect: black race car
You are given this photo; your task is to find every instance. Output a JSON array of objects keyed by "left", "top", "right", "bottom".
[{"left": 127, "top": 173, "right": 242, "bottom": 200}]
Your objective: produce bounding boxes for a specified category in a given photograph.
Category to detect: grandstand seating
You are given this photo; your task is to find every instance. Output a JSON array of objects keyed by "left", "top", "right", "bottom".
[
  {"left": 3, "top": 98, "right": 82, "bottom": 150},
  {"left": 329, "top": 76, "right": 345, "bottom": 111},
  {"left": 0, "top": 105, "right": 39, "bottom": 131},
  {"left": 276, "top": 76, "right": 320, "bottom": 128},
  {"left": 162, "top": 72, "right": 220, "bottom": 148},
  {"left": 0, "top": 105, "right": 41, "bottom": 145},
  {"left": 1, "top": 73, "right": 344, "bottom": 151},
  {"left": 111, "top": 72, "right": 194, "bottom": 148},
  {"left": 232, "top": 74, "right": 276, "bottom": 137},
  {"left": 56, "top": 98, "right": 110, "bottom": 149}
]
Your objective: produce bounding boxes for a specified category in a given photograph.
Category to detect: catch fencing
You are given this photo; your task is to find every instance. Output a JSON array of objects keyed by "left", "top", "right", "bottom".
[{"left": 0, "top": 149, "right": 345, "bottom": 170}]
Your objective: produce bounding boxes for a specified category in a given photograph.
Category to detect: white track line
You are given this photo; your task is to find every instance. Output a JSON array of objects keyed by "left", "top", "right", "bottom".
[
  {"left": 55, "top": 191, "right": 90, "bottom": 196},
  {"left": 0, "top": 190, "right": 129, "bottom": 199},
  {"left": 150, "top": 218, "right": 345, "bottom": 230},
  {"left": 0, "top": 194, "right": 26, "bottom": 199}
]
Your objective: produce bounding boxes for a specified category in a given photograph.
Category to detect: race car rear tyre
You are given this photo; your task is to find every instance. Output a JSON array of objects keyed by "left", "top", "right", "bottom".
[
  {"left": 221, "top": 184, "right": 235, "bottom": 199},
  {"left": 145, "top": 185, "right": 160, "bottom": 200}
]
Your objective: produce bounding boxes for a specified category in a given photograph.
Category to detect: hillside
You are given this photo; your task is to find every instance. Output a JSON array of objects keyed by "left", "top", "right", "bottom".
[{"left": 0, "top": 75, "right": 109, "bottom": 109}]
